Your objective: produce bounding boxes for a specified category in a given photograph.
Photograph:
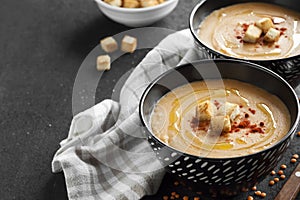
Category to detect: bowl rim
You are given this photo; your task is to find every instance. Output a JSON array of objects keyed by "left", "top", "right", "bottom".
[
  {"left": 95, "top": 0, "right": 178, "bottom": 13},
  {"left": 139, "top": 59, "right": 300, "bottom": 161},
  {"left": 189, "top": 0, "right": 300, "bottom": 62}
]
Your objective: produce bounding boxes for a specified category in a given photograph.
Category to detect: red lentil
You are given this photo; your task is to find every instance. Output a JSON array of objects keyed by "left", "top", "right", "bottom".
[
  {"left": 293, "top": 154, "right": 299, "bottom": 159},
  {"left": 183, "top": 196, "right": 189, "bottom": 200},
  {"left": 251, "top": 186, "right": 257, "bottom": 191},
  {"left": 278, "top": 170, "right": 284, "bottom": 175},
  {"left": 269, "top": 180, "right": 275, "bottom": 186},
  {"left": 255, "top": 191, "right": 262, "bottom": 196},
  {"left": 280, "top": 164, "right": 287, "bottom": 169},
  {"left": 163, "top": 196, "right": 169, "bottom": 200},
  {"left": 270, "top": 170, "right": 276, "bottom": 175},
  {"left": 261, "top": 192, "right": 267, "bottom": 198},
  {"left": 291, "top": 158, "right": 297, "bottom": 163},
  {"left": 274, "top": 177, "right": 280, "bottom": 182},
  {"left": 247, "top": 196, "right": 254, "bottom": 200},
  {"left": 280, "top": 175, "right": 286, "bottom": 179}
]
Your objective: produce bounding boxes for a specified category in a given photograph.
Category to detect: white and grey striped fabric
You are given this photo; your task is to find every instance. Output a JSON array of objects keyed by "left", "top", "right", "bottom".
[{"left": 52, "top": 29, "right": 208, "bottom": 200}]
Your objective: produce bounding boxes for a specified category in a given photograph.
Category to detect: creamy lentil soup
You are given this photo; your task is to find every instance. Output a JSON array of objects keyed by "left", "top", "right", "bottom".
[
  {"left": 198, "top": 3, "right": 300, "bottom": 60},
  {"left": 150, "top": 79, "right": 290, "bottom": 158}
]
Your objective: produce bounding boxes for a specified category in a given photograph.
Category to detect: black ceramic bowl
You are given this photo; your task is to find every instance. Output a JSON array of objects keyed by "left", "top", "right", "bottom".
[
  {"left": 189, "top": 0, "right": 300, "bottom": 88},
  {"left": 139, "top": 59, "right": 299, "bottom": 197}
]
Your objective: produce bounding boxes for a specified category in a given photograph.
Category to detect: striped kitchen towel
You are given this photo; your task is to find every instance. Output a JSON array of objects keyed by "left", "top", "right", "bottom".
[{"left": 51, "top": 29, "right": 209, "bottom": 200}]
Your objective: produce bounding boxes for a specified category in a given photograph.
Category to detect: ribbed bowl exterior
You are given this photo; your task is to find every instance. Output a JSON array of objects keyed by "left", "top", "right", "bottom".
[
  {"left": 139, "top": 60, "right": 300, "bottom": 197},
  {"left": 189, "top": 0, "right": 300, "bottom": 88},
  {"left": 195, "top": 45, "right": 300, "bottom": 88},
  {"left": 147, "top": 131, "right": 293, "bottom": 196}
]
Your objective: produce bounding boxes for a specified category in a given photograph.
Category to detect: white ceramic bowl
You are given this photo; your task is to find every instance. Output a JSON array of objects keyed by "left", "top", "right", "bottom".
[{"left": 94, "top": 0, "right": 179, "bottom": 27}]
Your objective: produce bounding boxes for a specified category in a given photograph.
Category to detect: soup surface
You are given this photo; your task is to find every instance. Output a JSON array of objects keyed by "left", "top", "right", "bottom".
[
  {"left": 150, "top": 79, "right": 290, "bottom": 158},
  {"left": 198, "top": 3, "right": 300, "bottom": 60}
]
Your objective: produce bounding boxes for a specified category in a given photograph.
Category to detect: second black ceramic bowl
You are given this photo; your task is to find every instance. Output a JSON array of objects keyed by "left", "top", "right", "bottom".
[
  {"left": 189, "top": 0, "right": 300, "bottom": 88},
  {"left": 139, "top": 59, "right": 299, "bottom": 197}
]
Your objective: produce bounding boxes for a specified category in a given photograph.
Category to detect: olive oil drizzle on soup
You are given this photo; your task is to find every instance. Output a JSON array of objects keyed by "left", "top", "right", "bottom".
[
  {"left": 198, "top": 3, "right": 300, "bottom": 60},
  {"left": 150, "top": 79, "right": 290, "bottom": 158}
]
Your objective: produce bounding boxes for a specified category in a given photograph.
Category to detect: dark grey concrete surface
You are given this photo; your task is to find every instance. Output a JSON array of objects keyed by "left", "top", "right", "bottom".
[{"left": 0, "top": 0, "right": 299, "bottom": 200}]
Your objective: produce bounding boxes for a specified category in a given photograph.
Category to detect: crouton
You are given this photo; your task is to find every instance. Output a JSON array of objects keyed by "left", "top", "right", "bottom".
[
  {"left": 264, "top": 27, "right": 281, "bottom": 42},
  {"left": 212, "top": 101, "right": 240, "bottom": 120},
  {"left": 103, "top": 0, "right": 122, "bottom": 7},
  {"left": 121, "top": 35, "right": 137, "bottom": 53},
  {"left": 255, "top": 18, "right": 274, "bottom": 33},
  {"left": 210, "top": 115, "right": 231, "bottom": 133},
  {"left": 123, "top": 0, "right": 140, "bottom": 8},
  {"left": 96, "top": 55, "right": 111, "bottom": 71},
  {"left": 100, "top": 37, "right": 118, "bottom": 53},
  {"left": 243, "top": 24, "right": 262, "bottom": 43},
  {"left": 196, "top": 100, "right": 213, "bottom": 121},
  {"left": 224, "top": 102, "right": 240, "bottom": 121},
  {"left": 140, "top": 0, "right": 159, "bottom": 7}
]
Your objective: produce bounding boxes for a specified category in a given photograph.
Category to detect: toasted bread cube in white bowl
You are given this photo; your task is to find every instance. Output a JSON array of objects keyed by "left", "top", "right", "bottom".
[{"left": 94, "top": 0, "right": 179, "bottom": 27}]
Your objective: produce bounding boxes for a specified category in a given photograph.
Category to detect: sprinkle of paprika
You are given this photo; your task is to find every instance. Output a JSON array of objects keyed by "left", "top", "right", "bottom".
[
  {"left": 213, "top": 100, "right": 221, "bottom": 110},
  {"left": 242, "top": 23, "right": 249, "bottom": 32},
  {"left": 249, "top": 108, "right": 256, "bottom": 114},
  {"left": 280, "top": 27, "right": 287, "bottom": 31},
  {"left": 250, "top": 124, "right": 257, "bottom": 129},
  {"left": 250, "top": 127, "right": 264, "bottom": 133},
  {"left": 238, "top": 119, "right": 251, "bottom": 128}
]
